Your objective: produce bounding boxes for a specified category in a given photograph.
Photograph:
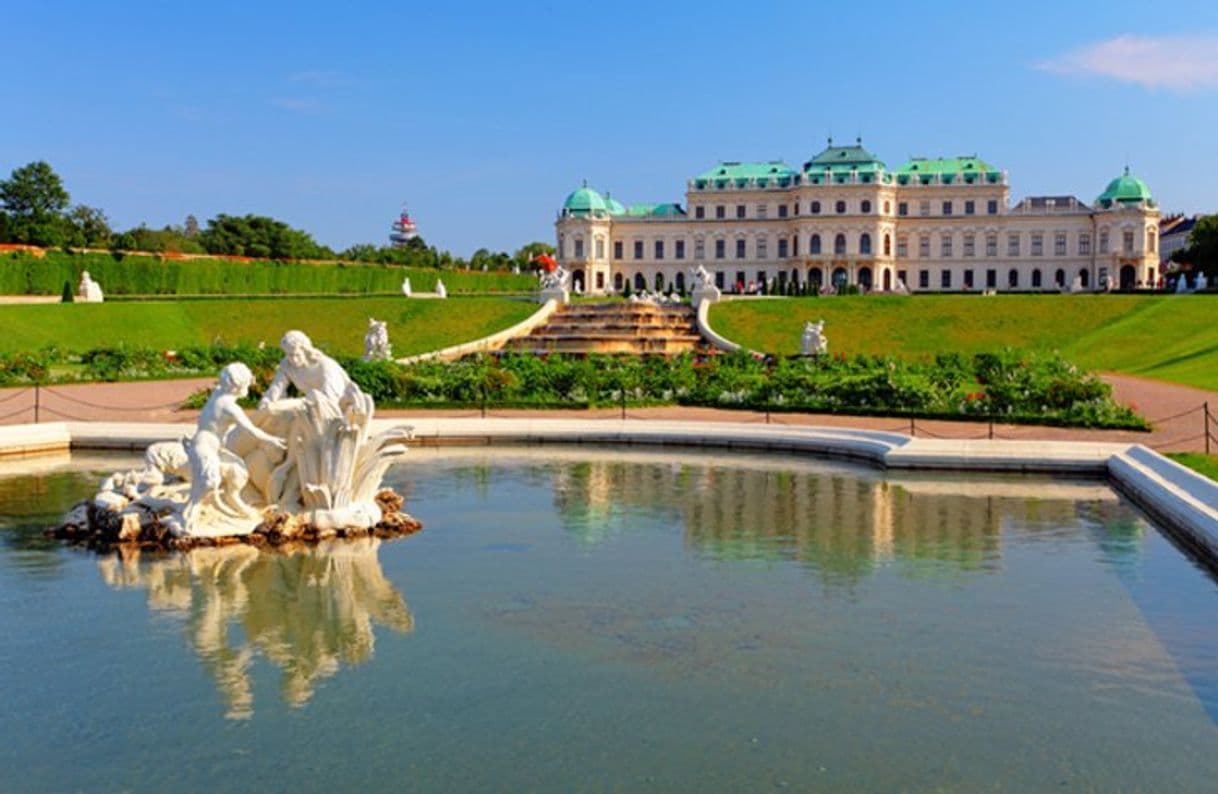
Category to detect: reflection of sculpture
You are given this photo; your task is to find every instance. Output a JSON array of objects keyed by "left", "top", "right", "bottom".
[
  {"left": 363, "top": 318, "right": 392, "bottom": 361},
  {"left": 801, "top": 320, "right": 827, "bottom": 356},
  {"left": 78, "top": 270, "right": 104, "bottom": 302},
  {"left": 96, "top": 539, "right": 414, "bottom": 719},
  {"left": 57, "top": 329, "right": 418, "bottom": 547}
]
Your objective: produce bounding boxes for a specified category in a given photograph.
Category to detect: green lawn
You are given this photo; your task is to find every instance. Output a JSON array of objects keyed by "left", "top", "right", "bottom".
[
  {"left": 0, "top": 296, "right": 538, "bottom": 357},
  {"left": 1167, "top": 453, "right": 1218, "bottom": 483},
  {"left": 710, "top": 295, "right": 1218, "bottom": 390}
]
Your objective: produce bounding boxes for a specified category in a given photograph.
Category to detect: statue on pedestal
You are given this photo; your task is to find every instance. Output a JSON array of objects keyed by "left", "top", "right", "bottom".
[
  {"left": 538, "top": 264, "right": 571, "bottom": 304},
  {"left": 801, "top": 320, "right": 827, "bottom": 356},
  {"left": 435, "top": 279, "right": 447, "bottom": 299},
  {"left": 363, "top": 318, "right": 392, "bottom": 361},
  {"left": 689, "top": 263, "right": 720, "bottom": 308},
  {"left": 78, "top": 271, "right": 104, "bottom": 302},
  {"left": 401, "top": 277, "right": 412, "bottom": 297}
]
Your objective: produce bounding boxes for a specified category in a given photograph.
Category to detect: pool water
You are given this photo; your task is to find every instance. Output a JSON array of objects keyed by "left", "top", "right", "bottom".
[{"left": 1, "top": 447, "right": 1217, "bottom": 791}]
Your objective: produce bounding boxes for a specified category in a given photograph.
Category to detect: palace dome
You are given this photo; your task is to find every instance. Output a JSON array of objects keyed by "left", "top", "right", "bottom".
[
  {"left": 603, "top": 194, "right": 627, "bottom": 215},
  {"left": 562, "top": 185, "right": 608, "bottom": 215},
  {"left": 1097, "top": 167, "right": 1154, "bottom": 208}
]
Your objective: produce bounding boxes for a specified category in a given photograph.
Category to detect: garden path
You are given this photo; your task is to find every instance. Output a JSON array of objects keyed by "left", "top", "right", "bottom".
[{"left": 0, "top": 374, "right": 1214, "bottom": 453}]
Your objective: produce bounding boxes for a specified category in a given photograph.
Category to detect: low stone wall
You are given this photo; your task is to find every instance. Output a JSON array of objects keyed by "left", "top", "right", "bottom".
[
  {"left": 2, "top": 417, "right": 1215, "bottom": 569},
  {"left": 696, "top": 300, "right": 745, "bottom": 353},
  {"left": 397, "top": 299, "right": 559, "bottom": 363}
]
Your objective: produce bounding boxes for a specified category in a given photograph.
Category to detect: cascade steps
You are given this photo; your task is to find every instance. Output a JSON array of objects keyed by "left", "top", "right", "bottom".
[{"left": 502, "top": 302, "right": 707, "bottom": 355}]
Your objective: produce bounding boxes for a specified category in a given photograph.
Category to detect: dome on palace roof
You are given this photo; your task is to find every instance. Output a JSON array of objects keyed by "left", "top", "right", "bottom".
[
  {"left": 562, "top": 184, "right": 608, "bottom": 215},
  {"left": 603, "top": 194, "right": 627, "bottom": 215},
  {"left": 1097, "top": 167, "right": 1154, "bottom": 208}
]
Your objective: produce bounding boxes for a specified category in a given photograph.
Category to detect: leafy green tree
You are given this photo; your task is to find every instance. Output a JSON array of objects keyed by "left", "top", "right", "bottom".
[
  {"left": 198, "top": 213, "right": 334, "bottom": 260},
  {"left": 67, "top": 204, "right": 112, "bottom": 248},
  {"left": 513, "top": 241, "right": 555, "bottom": 269},
  {"left": 0, "top": 161, "right": 71, "bottom": 245},
  {"left": 183, "top": 214, "right": 200, "bottom": 238},
  {"left": 1173, "top": 214, "right": 1218, "bottom": 276}
]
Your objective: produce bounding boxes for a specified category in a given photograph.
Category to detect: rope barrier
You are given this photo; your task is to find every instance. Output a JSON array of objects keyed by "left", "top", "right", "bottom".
[
  {"left": 34, "top": 405, "right": 94, "bottom": 422},
  {"left": 0, "top": 404, "right": 33, "bottom": 422},
  {"left": 40, "top": 387, "right": 187, "bottom": 412},
  {"left": 1145, "top": 405, "right": 1205, "bottom": 425},
  {"left": 0, "top": 388, "right": 32, "bottom": 405},
  {"left": 1149, "top": 433, "right": 1207, "bottom": 450}
]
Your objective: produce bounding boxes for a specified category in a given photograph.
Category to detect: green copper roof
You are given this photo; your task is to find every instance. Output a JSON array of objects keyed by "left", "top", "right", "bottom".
[
  {"left": 562, "top": 185, "right": 607, "bottom": 214},
  {"left": 1097, "top": 167, "right": 1154, "bottom": 208},
  {"left": 693, "top": 161, "right": 795, "bottom": 189},
  {"left": 624, "top": 202, "right": 686, "bottom": 217},
  {"left": 603, "top": 194, "right": 627, "bottom": 215},
  {"left": 801, "top": 141, "right": 889, "bottom": 185},
  {"left": 894, "top": 156, "right": 1002, "bottom": 185}
]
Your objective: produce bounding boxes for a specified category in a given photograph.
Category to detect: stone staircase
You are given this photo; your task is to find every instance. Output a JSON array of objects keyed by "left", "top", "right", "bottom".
[{"left": 501, "top": 302, "right": 705, "bottom": 355}]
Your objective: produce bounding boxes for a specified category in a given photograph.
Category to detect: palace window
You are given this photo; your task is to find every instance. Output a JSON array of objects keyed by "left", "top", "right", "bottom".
[
  {"left": 860, "top": 233, "right": 872, "bottom": 255},
  {"left": 778, "top": 204, "right": 788, "bottom": 218},
  {"left": 835, "top": 200, "right": 847, "bottom": 214},
  {"left": 694, "top": 206, "right": 705, "bottom": 219},
  {"left": 898, "top": 202, "right": 908, "bottom": 217},
  {"left": 793, "top": 202, "right": 800, "bottom": 215},
  {"left": 757, "top": 236, "right": 768, "bottom": 260},
  {"left": 1123, "top": 230, "right": 1134, "bottom": 254},
  {"left": 896, "top": 235, "right": 908, "bottom": 258},
  {"left": 778, "top": 238, "right": 789, "bottom": 258},
  {"left": 736, "top": 205, "right": 746, "bottom": 219},
  {"left": 1032, "top": 269, "right": 1042, "bottom": 288},
  {"left": 986, "top": 234, "right": 998, "bottom": 257},
  {"left": 675, "top": 239, "right": 685, "bottom": 259},
  {"left": 1007, "top": 233, "right": 1020, "bottom": 257},
  {"left": 792, "top": 236, "right": 799, "bottom": 256},
  {"left": 964, "top": 269, "right": 974, "bottom": 289},
  {"left": 558, "top": 234, "right": 565, "bottom": 258},
  {"left": 883, "top": 201, "right": 891, "bottom": 214},
  {"left": 1054, "top": 233, "right": 1067, "bottom": 257},
  {"left": 1078, "top": 233, "right": 1091, "bottom": 256},
  {"left": 756, "top": 204, "right": 767, "bottom": 219},
  {"left": 940, "top": 233, "right": 953, "bottom": 258},
  {"left": 919, "top": 201, "right": 930, "bottom": 217},
  {"left": 716, "top": 205, "right": 726, "bottom": 219},
  {"left": 574, "top": 238, "right": 584, "bottom": 258},
  {"left": 986, "top": 269, "right": 997, "bottom": 288},
  {"left": 811, "top": 201, "right": 821, "bottom": 214},
  {"left": 595, "top": 237, "right": 605, "bottom": 259},
  {"left": 919, "top": 235, "right": 930, "bottom": 258},
  {"left": 965, "top": 200, "right": 975, "bottom": 215},
  {"left": 633, "top": 240, "right": 643, "bottom": 260},
  {"left": 1099, "top": 230, "right": 1109, "bottom": 253},
  {"left": 987, "top": 199, "right": 999, "bottom": 215},
  {"left": 918, "top": 269, "right": 930, "bottom": 288},
  {"left": 736, "top": 238, "right": 746, "bottom": 258},
  {"left": 963, "top": 233, "right": 975, "bottom": 258},
  {"left": 1055, "top": 268, "right": 1065, "bottom": 287},
  {"left": 941, "top": 269, "right": 952, "bottom": 288},
  {"left": 694, "top": 238, "right": 705, "bottom": 259},
  {"left": 810, "top": 234, "right": 822, "bottom": 254},
  {"left": 834, "top": 234, "right": 847, "bottom": 255},
  {"left": 861, "top": 200, "right": 872, "bottom": 214},
  {"left": 614, "top": 272, "right": 623, "bottom": 291},
  {"left": 1148, "top": 227, "right": 1157, "bottom": 253},
  {"left": 714, "top": 239, "right": 725, "bottom": 259},
  {"left": 655, "top": 240, "right": 664, "bottom": 260},
  {"left": 614, "top": 240, "right": 623, "bottom": 259},
  {"left": 1008, "top": 268, "right": 1019, "bottom": 288},
  {"left": 883, "top": 234, "right": 891, "bottom": 256},
  {"left": 942, "top": 200, "right": 953, "bottom": 216},
  {"left": 1031, "top": 233, "right": 1043, "bottom": 256}
]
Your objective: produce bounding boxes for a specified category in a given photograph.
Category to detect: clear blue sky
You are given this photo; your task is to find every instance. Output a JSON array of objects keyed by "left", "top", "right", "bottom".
[{"left": 2, "top": 0, "right": 1216, "bottom": 256}]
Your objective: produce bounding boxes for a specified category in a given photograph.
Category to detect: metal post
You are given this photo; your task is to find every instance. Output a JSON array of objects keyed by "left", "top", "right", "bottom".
[
  {"left": 765, "top": 407, "right": 771, "bottom": 424},
  {"left": 34, "top": 385, "right": 40, "bottom": 423},
  {"left": 1206, "top": 401, "right": 1211, "bottom": 455},
  {"left": 910, "top": 416, "right": 915, "bottom": 437},
  {"left": 620, "top": 387, "right": 626, "bottom": 421},
  {"left": 988, "top": 416, "right": 994, "bottom": 440}
]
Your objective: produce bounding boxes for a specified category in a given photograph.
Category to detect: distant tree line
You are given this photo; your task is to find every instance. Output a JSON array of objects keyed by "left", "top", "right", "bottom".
[
  {"left": 1171, "top": 215, "right": 1218, "bottom": 277},
  {"left": 0, "top": 160, "right": 553, "bottom": 271}
]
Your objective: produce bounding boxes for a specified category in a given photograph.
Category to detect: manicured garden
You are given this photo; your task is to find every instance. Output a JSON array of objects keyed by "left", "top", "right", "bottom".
[
  {"left": 709, "top": 294, "right": 1218, "bottom": 391},
  {"left": 0, "top": 250, "right": 533, "bottom": 296},
  {"left": 0, "top": 296, "right": 537, "bottom": 358}
]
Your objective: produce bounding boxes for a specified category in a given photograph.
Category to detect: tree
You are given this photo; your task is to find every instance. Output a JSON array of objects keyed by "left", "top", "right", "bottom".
[
  {"left": 198, "top": 213, "right": 334, "bottom": 260},
  {"left": 513, "top": 241, "right": 555, "bottom": 269},
  {"left": 67, "top": 204, "right": 112, "bottom": 248},
  {"left": 183, "top": 214, "right": 200, "bottom": 238},
  {"left": 0, "top": 161, "right": 71, "bottom": 245},
  {"left": 1174, "top": 214, "right": 1218, "bottom": 276}
]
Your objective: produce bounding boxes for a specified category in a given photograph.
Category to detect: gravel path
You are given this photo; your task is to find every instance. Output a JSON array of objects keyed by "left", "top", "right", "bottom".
[{"left": 0, "top": 374, "right": 1215, "bottom": 453}]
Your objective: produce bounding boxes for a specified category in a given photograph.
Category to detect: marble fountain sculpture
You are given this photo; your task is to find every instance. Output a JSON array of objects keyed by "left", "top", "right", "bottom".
[
  {"left": 801, "top": 320, "right": 828, "bottom": 356},
  {"left": 78, "top": 270, "right": 104, "bottom": 302},
  {"left": 363, "top": 318, "right": 392, "bottom": 361},
  {"left": 54, "top": 331, "right": 419, "bottom": 549},
  {"left": 539, "top": 263, "right": 571, "bottom": 303},
  {"left": 689, "top": 263, "right": 720, "bottom": 308}
]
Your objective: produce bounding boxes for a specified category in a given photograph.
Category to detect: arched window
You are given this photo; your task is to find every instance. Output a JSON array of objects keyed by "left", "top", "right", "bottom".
[
  {"left": 675, "top": 271, "right": 686, "bottom": 292},
  {"left": 859, "top": 233, "right": 872, "bottom": 255},
  {"left": 1008, "top": 268, "right": 1018, "bottom": 288},
  {"left": 1031, "top": 269, "right": 1042, "bottom": 288},
  {"left": 811, "top": 201, "right": 821, "bottom": 214},
  {"left": 832, "top": 267, "right": 848, "bottom": 287},
  {"left": 834, "top": 233, "right": 847, "bottom": 255},
  {"left": 634, "top": 273, "right": 646, "bottom": 291},
  {"left": 614, "top": 272, "right": 624, "bottom": 291},
  {"left": 808, "top": 268, "right": 823, "bottom": 287},
  {"left": 883, "top": 234, "right": 891, "bottom": 256},
  {"left": 810, "top": 234, "right": 821, "bottom": 254},
  {"left": 858, "top": 266, "right": 873, "bottom": 288},
  {"left": 654, "top": 272, "right": 665, "bottom": 291},
  {"left": 861, "top": 200, "right": 872, "bottom": 214},
  {"left": 1054, "top": 268, "right": 1065, "bottom": 288},
  {"left": 1079, "top": 268, "right": 1090, "bottom": 288},
  {"left": 835, "top": 200, "right": 846, "bottom": 214},
  {"left": 883, "top": 201, "right": 891, "bottom": 214}
]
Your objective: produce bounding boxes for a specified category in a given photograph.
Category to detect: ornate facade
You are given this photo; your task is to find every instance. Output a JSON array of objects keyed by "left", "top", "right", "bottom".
[{"left": 554, "top": 140, "right": 1160, "bottom": 294}]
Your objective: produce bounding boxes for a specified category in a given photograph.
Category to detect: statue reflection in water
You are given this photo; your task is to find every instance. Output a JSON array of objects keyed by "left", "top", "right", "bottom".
[{"left": 97, "top": 538, "right": 413, "bottom": 719}]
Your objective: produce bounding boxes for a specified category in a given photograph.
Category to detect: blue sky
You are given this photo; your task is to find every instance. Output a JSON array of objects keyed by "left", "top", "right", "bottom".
[{"left": 3, "top": 0, "right": 1216, "bottom": 256}]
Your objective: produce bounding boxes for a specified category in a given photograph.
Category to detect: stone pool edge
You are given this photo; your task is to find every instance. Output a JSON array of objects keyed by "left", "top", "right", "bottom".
[{"left": 3, "top": 418, "right": 1216, "bottom": 568}]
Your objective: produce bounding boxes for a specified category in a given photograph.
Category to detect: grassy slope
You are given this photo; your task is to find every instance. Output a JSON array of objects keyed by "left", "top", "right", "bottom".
[
  {"left": 0, "top": 296, "right": 538, "bottom": 357},
  {"left": 710, "top": 295, "right": 1218, "bottom": 390}
]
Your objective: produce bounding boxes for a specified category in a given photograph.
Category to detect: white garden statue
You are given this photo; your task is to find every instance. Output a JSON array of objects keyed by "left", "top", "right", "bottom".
[
  {"left": 363, "top": 318, "right": 392, "bottom": 361},
  {"left": 78, "top": 270, "right": 104, "bottom": 303},
  {"left": 435, "top": 279, "right": 447, "bottom": 299},
  {"left": 801, "top": 320, "right": 828, "bottom": 356},
  {"left": 1070, "top": 274, "right": 1085, "bottom": 293},
  {"left": 401, "top": 277, "right": 412, "bottom": 297},
  {"left": 61, "top": 330, "right": 417, "bottom": 546},
  {"left": 688, "top": 263, "right": 721, "bottom": 308},
  {"left": 538, "top": 264, "right": 571, "bottom": 304}
]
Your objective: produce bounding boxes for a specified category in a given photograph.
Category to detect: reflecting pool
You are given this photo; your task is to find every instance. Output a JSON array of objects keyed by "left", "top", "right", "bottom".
[{"left": 1, "top": 447, "right": 1217, "bottom": 791}]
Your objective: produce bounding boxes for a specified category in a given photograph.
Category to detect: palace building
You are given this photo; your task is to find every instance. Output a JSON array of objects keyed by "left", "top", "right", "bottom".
[{"left": 554, "top": 140, "right": 1160, "bottom": 295}]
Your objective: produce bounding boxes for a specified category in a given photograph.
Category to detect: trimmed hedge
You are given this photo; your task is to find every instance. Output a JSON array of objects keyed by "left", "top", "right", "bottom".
[{"left": 0, "top": 250, "right": 534, "bottom": 296}]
